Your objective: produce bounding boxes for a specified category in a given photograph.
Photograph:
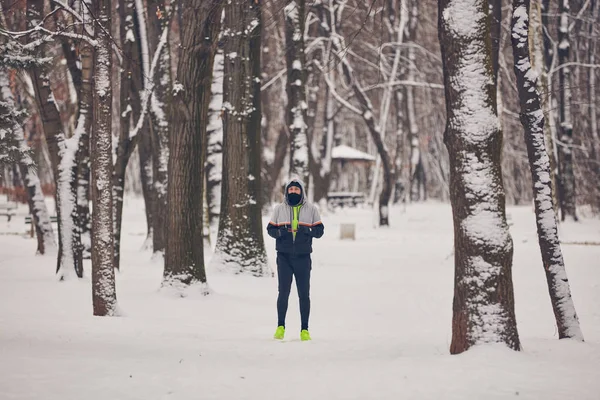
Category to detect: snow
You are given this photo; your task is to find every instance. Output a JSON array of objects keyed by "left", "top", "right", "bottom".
[
  {"left": 331, "top": 144, "right": 375, "bottom": 161},
  {"left": 1, "top": 199, "right": 600, "bottom": 399},
  {"left": 443, "top": 0, "right": 499, "bottom": 144}
]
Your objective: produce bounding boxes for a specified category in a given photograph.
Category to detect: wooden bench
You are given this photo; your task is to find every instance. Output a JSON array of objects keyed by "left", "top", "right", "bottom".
[
  {"left": 25, "top": 215, "right": 58, "bottom": 237},
  {"left": 326, "top": 192, "right": 366, "bottom": 208},
  {"left": 0, "top": 203, "right": 17, "bottom": 222}
]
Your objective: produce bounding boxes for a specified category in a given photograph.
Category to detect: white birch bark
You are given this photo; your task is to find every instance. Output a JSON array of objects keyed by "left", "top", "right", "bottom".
[{"left": 206, "top": 48, "right": 224, "bottom": 227}]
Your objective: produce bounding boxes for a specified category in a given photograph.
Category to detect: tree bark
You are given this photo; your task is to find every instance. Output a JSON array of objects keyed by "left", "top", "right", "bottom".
[
  {"left": 147, "top": 0, "right": 171, "bottom": 255},
  {"left": 164, "top": 0, "right": 223, "bottom": 290},
  {"left": 284, "top": 0, "right": 310, "bottom": 186},
  {"left": 557, "top": 0, "right": 578, "bottom": 221},
  {"left": 535, "top": 0, "right": 560, "bottom": 217},
  {"left": 27, "top": 0, "right": 83, "bottom": 279},
  {"left": 206, "top": 48, "right": 224, "bottom": 227},
  {"left": 139, "top": 117, "right": 155, "bottom": 249},
  {"left": 113, "top": 0, "right": 143, "bottom": 269},
  {"left": 439, "top": 0, "right": 520, "bottom": 354},
  {"left": 511, "top": 0, "right": 583, "bottom": 341},
  {"left": 75, "top": 42, "right": 93, "bottom": 259},
  {"left": 0, "top": 71, "right": 56, "bottom": 254},
  {"left": 212, "top": 0, "right": 268, "bottom": 276},
  {"left": 92, "top": 0, "right": 118, "bottom": 316}
]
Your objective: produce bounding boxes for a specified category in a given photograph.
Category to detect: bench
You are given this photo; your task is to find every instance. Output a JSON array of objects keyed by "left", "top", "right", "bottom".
[
  {"left": 25, "top": 215, "right": 58, "bottom": 237},
  {"left": 326, "top": 192, "right": 366, "bottom": 208},
  {"left": 0, "top": 203, "right": 17, "bottom": 221}
]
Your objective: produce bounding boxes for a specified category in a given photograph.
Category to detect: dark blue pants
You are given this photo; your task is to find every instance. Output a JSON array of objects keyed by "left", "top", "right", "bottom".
[{"left": 276, "top": 252, "right": 311, "bottom": 331}]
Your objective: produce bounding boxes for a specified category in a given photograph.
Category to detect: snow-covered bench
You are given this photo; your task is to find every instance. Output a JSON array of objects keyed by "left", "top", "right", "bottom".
[
  {"left": 0, "top": 202, "right": 17, "bottom": 222},
  {"left": 327, "top": 192, "right": 365, "bottom": 208}
]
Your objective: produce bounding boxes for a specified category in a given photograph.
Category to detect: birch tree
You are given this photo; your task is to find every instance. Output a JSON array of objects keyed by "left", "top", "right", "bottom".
[
  {"left": 284, "top": 0, "right": 309, "bottom": 185},
  {"left": 212, "top": 0, "right": 268, "bottom": 276},
  {"left": 510, "top": 0, "right": 583, "bottom": 341},
  {"left": 439, "top": 0, "right": 520, "bottom": 354},
  {"left": 92, "top": 0, "right": 117, "bottom": 316},
  {"left": 206, "top": 48, "right": 224, "bottom": 227},
  {"left": 164, "top": 0, "right": 223, "bottom": 291}
]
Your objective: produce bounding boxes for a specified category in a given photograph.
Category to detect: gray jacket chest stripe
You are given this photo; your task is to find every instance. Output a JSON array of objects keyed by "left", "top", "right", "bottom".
[{"left": 275, "top": 204, "right": 313, "bottom": 224}]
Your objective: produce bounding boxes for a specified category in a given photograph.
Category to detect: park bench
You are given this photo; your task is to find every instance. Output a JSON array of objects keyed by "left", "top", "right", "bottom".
[
  {"left": 326, "top": 191, "right": 366, "bottom": 208},
  {"left": 0, "top": 202, "right": 17, "bottom": 222}
]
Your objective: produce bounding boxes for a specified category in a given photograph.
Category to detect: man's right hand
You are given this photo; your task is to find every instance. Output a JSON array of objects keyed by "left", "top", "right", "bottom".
[{"left": 278, "top": 226, "right": 290, "bottom": 238}]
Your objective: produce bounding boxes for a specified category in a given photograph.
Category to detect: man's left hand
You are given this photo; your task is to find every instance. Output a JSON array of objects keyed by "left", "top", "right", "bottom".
[{"left": 297, "top": 225, "right": 312, "bottom": 236}]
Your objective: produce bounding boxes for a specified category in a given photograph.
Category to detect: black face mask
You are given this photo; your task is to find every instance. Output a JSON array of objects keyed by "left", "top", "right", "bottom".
[{"left": 287, "top": 193, "right": 302, "bottom": 205}]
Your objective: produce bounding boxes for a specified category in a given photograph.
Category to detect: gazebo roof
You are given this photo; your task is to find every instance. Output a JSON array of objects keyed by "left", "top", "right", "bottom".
[{"left": 331, "top": 145, "right": 376, "bottom": 162}]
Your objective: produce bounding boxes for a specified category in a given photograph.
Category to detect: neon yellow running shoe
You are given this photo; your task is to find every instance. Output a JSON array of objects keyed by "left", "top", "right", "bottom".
[
  {"left": 300, "top": 330, "right": 311, "bottom": 341},
  {"left": 274, "top": 326, "right": 285, "bottom": 340}
]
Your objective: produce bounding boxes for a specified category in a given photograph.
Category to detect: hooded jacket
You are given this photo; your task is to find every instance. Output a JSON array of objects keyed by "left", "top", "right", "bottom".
[{"left": 266, "top": 178, "right": 324, "bottom": 254}]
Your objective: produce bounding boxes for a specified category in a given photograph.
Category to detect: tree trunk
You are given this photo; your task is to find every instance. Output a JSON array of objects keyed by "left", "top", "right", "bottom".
[
  {"left": 139, "top": 118, "right": 155, "bottom": 249},
  {"left": 75, "top": 42, "right": 93, "bottom": 260},
  {"left": 338, "top": 55, "right": 395, "bottom": 225},
  {"left": 557, "top": 0, "right": 578, "bottom": 221},
  {"left": 439, "top": 0, "right": 520, "bottom": 354},
  {"left": 284, "top": 0, "right": 310, "bottom": 186},
  {"left": 490, "top": 0, "right": 502, "bottom": 86},
  {"left": 406, "top": 46, "right": 423, "bottom": 202},
  {"left": 511, "top": 0, "right": 583, "bottom": 341},
  {"left": 0, "top": 71, "right": 56, "bottom": 254},
  {"left": 27, "top": 0, "right": 83, "bottom": 279},
  {"left": 212, "top": 0, "right": 268, "bottom": 276},
  {"left": 206, "top": 48, "right": 224, "bottom": 227},
  {"left": 92, "top": 0, "right": 118, "bottom": 316},
  {"left": 147, "top": 0, "right": 171, "bottom": 255},
  {"left": 393, "top": 89, "right": 406, "bottom": 203},
  {"left": 113, "top": 0, "right": 143, "bottom": 269},
  {"left": 164, "top": 0, "right": 223, "bottom": 291},
  {"left": 535, "top": 0, "right": 560, "bottom": 216}
]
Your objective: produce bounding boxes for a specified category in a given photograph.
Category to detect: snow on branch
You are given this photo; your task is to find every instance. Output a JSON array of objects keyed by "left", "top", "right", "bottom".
[{"left": 129, "top": 23, "right": 169, "bottom": 139}]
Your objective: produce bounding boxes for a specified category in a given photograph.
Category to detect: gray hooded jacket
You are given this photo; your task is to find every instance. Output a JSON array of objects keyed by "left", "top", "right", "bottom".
[{"left": 266, "top": 178, "right": 324, "bottom": 254}]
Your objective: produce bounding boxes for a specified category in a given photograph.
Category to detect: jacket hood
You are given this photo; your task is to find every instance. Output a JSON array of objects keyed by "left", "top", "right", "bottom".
[{"left": 284, "top": 177, "right": 306, "bottom": 205}]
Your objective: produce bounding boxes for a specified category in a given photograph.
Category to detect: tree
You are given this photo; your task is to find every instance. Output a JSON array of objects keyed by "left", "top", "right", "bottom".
[
  {"left": 206, "top": 48, "right": 224, "bottom": 227},
  {"left": 0, "top": 21, "right": 56, "bottom": 255},
  {"left": 27, "top": 0, "right": 83, "bottom": 279},
  {"left": 284, "top": 0, "right": 309, "bottom": 185},
  {"left": 212, "top": 0, "right": 268, "bottom": 276},
  {"left": 317, "top": 1, "right": 398, "bottom": 226},
  {"left": 0, "top": 70, "right": 56, "bottom": 255},
  {"left": 438, "top": 0, "right": 520, "bottom": 354},
  {"left": 163, "top": 0, "right": 223, "bottom": 291},
  {"left": 510, "top": 0, "right": 583, "bottom": 340},
  {"left": 91, "top": 0, "right": 117, "bottom": 316},
  {"left": 147, "top": 0, "right": 172, "bottom": 255},
  {"left": 556, "top": 0, "right": 578, "bottom": 221},
  {"left": 113, "top": 0, "right": 146, "bottom": 269}
]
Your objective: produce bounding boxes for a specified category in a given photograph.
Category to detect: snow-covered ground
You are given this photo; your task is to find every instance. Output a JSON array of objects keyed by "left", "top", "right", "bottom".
[{"left": 1, "top": 197, "right": 599, "bottom": 399}]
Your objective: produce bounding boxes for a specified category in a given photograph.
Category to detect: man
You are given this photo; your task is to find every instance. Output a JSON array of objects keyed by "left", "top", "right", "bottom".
[{"left": 266, "top": 178, "right": 324, "bottom": 341}]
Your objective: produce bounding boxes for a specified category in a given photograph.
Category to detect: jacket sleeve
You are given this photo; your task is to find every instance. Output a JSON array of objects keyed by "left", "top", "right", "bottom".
[
  {"left": 310, "top": 205, "right": 324, "bottom": 238},
  {"left": 266, "top": 206, "right": 281, "bottom": 239}
]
